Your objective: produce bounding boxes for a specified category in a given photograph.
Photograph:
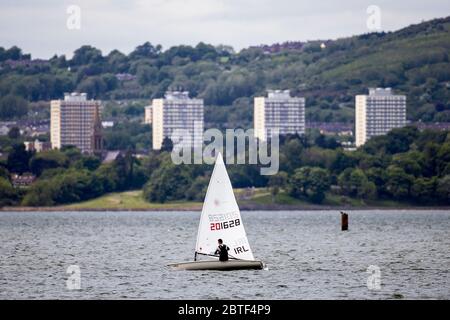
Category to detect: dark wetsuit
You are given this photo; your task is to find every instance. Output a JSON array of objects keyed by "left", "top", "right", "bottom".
[{"left": 215, "top": 244, "right": 230, "bottom": 261}]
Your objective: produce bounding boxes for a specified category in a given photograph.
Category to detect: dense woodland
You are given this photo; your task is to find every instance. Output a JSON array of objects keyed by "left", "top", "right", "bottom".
[{"left": 1, "top": 126, "right": 449, "bottom": 206}]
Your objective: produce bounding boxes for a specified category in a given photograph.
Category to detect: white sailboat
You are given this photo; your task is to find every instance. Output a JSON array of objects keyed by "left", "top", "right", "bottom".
[{"left": 168, "top": 153, "right": 264, "bottom": 270}]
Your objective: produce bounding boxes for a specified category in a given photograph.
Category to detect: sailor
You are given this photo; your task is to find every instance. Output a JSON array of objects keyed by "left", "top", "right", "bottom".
[{"left": 215, "top": 239, "right": 230, "bottom": 262}]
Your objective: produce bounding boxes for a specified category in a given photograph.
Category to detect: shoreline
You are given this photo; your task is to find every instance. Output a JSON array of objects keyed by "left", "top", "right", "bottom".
[{"left": 2, "top": 204, "right": 450, "bottom": 212}]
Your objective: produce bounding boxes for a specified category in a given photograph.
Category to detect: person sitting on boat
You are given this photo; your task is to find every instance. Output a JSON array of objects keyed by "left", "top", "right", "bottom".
[{"left": 215, "top": 239, "right": 230, "bottom": 262}]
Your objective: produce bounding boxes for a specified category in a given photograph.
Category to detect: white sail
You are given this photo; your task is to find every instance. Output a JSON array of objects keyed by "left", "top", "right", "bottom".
[{"left": 195, "top": 153, "right": 255, "bottom": 261}]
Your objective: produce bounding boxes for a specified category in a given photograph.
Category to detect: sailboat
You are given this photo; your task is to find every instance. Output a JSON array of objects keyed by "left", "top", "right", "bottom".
[{"left": 168, "top": 153, "right": 264, "bottom": 271}]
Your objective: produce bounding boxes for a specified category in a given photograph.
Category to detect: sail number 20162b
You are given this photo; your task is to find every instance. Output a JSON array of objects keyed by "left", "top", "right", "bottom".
[{"left": 210, "top": 219, "right": 240, "bottom": 231}]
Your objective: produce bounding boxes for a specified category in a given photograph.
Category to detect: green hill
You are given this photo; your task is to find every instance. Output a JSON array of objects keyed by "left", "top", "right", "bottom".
[{"left": 0, "top": 16, "right": 449, "bottom": 125}]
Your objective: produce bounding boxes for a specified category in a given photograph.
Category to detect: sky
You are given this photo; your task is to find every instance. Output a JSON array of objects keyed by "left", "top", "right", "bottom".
[{"left": 0, "top": 0, "right": 449, "bottom": 59}]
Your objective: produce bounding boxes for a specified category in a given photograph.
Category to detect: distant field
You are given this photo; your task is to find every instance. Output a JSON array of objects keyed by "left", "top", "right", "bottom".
[{"left": 65, "top": 190, "right": 202, "bottom": 210}]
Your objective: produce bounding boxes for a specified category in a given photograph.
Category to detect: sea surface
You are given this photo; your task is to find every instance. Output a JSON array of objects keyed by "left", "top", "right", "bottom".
[{"left": 0, "top": 210, "right": 449, "bottom": 299}]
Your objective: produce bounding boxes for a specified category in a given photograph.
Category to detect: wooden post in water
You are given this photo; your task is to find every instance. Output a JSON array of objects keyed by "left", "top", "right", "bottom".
[{"left": 341, "top": 211, "right": 348, "bottom": 231}]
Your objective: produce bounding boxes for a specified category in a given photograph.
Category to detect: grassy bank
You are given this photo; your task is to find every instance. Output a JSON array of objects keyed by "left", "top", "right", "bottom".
[
  {"left": 242, "top": 190, "right": 414, "bottom": 208},
  {"left": 58, "top": 188, "right": 420, "bottom": 211},
  {"left": 2, "top": 189, "right": 444, "bottom": 212},
  {"left": 64, "top": 190, "right": 202, "bottom": 210}
]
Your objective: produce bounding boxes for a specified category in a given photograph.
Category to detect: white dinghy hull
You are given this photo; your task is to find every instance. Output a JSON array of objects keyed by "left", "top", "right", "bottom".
[{"left": 168, "top": 260, "right": 264, "bottom": 271}]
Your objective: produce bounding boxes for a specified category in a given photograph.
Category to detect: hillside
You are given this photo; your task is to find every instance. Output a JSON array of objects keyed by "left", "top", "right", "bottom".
[{"left": 0, "top": 16, "right": 449, "bottom": 126}]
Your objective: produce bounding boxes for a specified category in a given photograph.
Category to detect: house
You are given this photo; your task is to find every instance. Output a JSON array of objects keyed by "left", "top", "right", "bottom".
[
  {"left": 11, "top": 173, "right": 36, "bottom": 188},
  {"left": 24, "top": 139, "right": 52, "bottom": 152},
  {"left": 102, "top": 150, "right": 122, "bottom": 164}
]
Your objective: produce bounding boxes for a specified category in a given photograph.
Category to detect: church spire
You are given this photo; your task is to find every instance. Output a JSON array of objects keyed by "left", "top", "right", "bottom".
[{"left": 92, "top": 104, "right": 103, "bottom": 156}]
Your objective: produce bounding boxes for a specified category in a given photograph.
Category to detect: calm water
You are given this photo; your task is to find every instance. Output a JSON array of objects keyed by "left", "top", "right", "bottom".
[{"left": 0, "top": 210, "right": 449, "bottom": 299}]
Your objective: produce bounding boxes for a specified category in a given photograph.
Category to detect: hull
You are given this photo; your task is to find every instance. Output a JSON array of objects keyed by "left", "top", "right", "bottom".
[{"left": 168, "top": 260, "right": 264, "bottom": 271}]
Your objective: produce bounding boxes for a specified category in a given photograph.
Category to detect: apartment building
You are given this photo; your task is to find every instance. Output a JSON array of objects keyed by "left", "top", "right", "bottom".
[
  {"left": 254, "top": 90, "right": 305, "bottom": 141},
  {"left": 152, "top": 91, "right": 204, "bottom": 150},
  {"left": 355, "top": 88, "right": 406, "bottom": 147},
  {"left": 50, "top": 92, "right": 103, "bottom": 155}
]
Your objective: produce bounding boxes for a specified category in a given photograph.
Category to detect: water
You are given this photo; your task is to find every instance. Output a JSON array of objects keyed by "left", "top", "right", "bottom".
[{"left": 0, "top": 210, "right": 449, "bottom": 299}]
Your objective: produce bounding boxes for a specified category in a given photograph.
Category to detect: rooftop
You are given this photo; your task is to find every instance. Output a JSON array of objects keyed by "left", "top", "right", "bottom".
[
  {"left": 164, "top": 91, "right": 190, "bottom": 100},
  {"left": 267, "top": 89, "right": 292, "bottom": 99},
  {"left": 368, "top": 88, "right": 394, "bottom": 96},
  {"left": 64, "top": 92, "right": 88, "bottom": 102}
]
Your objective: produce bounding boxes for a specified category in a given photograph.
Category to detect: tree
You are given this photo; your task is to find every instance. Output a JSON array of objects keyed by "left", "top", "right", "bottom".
[
  {"left": 129, "top": 163, "right": 149, "bottom": 189},
  {"left": 0, "top": 177, "right": 17, "bottom": 206},
  {"left": 422, "top": 142, "right": 440, "bottom": 177},
  {"left": 338, "top": 168, "right": 376, "bottom": 199},
  {"left": 366, "top": 167, "right": 388, "bottom": 197},
  {"left": 76, "top": 76, "right": 107, "bottom": 98},
  {"left": 315, "top": 134, "right": 339, "bottom": 149},
  {"left": 103, "top": 122, "right": 151, "bottom": 151},
  {"left": 411, "top": 177, "right": 437, "bottom": 204},
  {"left": 363, "top": 126, "right": 420, "bottom": 155},
  {"left": 22, "top": 180, "right": 55, "bottom": 206},
  {"left": 392, "top": 151, "right": 424, "bottom": 177},
  {"left": 194, "top": 42, "right": 218, "bottom": 60},
  {"left": 107, "top": 50, "right": 129, "bottom": 73},
  {"left": 75, "top": 156, "right": 101, "bottom": 171},
  {"left": 137, "top": 65, "right": 158, "bottom": 86},
  {"left": 114, "top": 151, "right": 135, "bottom": 190},
  {"left": 385, "top": 127, "right": 420, "bottom": 154},
  {"left": 101, "top": 73, "right": 118, "bottom": 91},
  {"left": 279, "top": 138, "right": 303, "bottom": 172},
  {"left": 357, "top": 152, "right": 387, "bottom": 171},
  {"left": 306, "top": 167, "right": 331, "bottom": 203},
  {"left": 3, "top": 46, "right": 22, "bottom": 60},
  {"left": 124, "top": 103, "right": 144, "bottom": 117},
  {"left": 186, "top": 175, "right": 209, "bottom": 201},
  {"left": 52, "top": 170, "right": 99, "bottom": 204},
  {"left": 143, "top": 163, "right": 190, "bottom": 203},
  {"left": 300, "top": 147, "right": 337, "bottom": 169},
  {"left": 29, "top": 150, "right": 69, "bottom": 176},
  {"left": 289, "top": 167, "right": 330, "bottom": 203},
  {"left": 7, "top": 143, "right": 32, "bottom": 174},
  {"left": 436, "top": 142, "right": 450, "bottom": 176},
  {"left": 0, "top": 166, "right": 9, "bottom": 179},
  {"left": 7, "top": 127, "right": 21, "bottom": 139},
  {"left": 436, "top": 175, "right": 450, "bottom": 204},
  {"left": 129, "top": 42, "right": 161, "bottom": 59},
  {"left": 94, "top": 164, "right": 119, "bottom": 192},
  {"left": 215, "top": 44, "right": 235, "bottom": 55},
  {"left": 161, "top": 137, "right": 174, "bottom": 152},
  {"left": 23, "top": 168, "right": 103, "bottom": 206},
  {"left": 0, "top": 95, "right": 29, "bottom": 120},
  {"left": 385, "top": 166, "right": 415, "bottom": 200},
  {"left": 71, "top": 45, "right": 103, "bottom": 66},
  {"left": 331, "top": 151, "right": 358, "bottom": 173},
  {"left": 268, "top": 171, "right": 288, "bottom": 203}
]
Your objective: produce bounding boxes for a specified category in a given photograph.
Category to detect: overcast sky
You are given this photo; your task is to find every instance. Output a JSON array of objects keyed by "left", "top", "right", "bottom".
[{"left": 1, "top": 0, "right": 449, "bottom": 59}]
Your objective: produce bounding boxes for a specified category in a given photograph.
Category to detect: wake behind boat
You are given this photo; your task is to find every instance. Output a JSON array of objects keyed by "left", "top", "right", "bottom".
[{"left": 168, "top": 153, "right": 264, "bottom": 271}]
